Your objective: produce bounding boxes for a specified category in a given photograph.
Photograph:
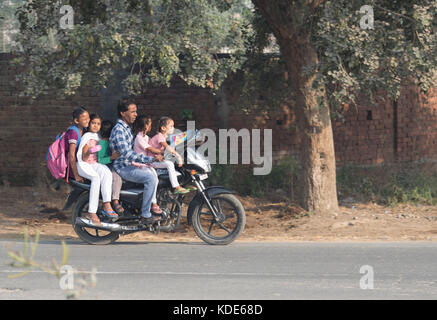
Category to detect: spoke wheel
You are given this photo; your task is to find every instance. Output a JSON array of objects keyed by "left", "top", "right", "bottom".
[
  {"left": 192, "top": 193, "right": 245, "bottom": 245},
  {"left": 72, "top": 192, "right": 119, "bottom": 245}
]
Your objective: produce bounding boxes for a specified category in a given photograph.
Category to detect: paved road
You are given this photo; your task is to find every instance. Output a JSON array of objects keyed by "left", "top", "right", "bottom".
[{"left": 0, "top": 240, "right": 437, "bottom": 299}]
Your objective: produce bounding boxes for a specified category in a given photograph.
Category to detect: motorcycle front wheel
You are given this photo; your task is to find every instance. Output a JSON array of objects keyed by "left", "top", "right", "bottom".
[{"left": 191, "top": 193, "right": 246, "bottom": 245}]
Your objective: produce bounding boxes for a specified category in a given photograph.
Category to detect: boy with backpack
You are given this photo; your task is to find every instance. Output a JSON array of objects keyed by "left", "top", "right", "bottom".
[{"left": 46, "top": 107, "right": 89, "bottom": 183}]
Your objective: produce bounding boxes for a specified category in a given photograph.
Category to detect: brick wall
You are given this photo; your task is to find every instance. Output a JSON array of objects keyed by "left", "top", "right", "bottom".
[
  {"left": 396, "top": 86, "right": 437, "bottom": 162},
  {"left": 331, "top": 86, "right": 437, "bottom": 166},
  {"left": 1, "top": 53, "right": 437, "bottom": 185},
  {"left": 0, "top": 54, "right": 221, "bottom": 185},
  {"left": 332, "top": 93, "right": 396, "bottom": 165},
  {"left": 0, "top": 57, "right": 103, "bottom": 184},
  {"left": 225, "top": 85, "right": 437, "bottom": 167}
]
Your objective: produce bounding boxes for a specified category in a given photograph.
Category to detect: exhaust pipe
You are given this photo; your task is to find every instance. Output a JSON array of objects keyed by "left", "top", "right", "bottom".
[{"left": 75, "top": 217, "right": 139, "bottom": 232}]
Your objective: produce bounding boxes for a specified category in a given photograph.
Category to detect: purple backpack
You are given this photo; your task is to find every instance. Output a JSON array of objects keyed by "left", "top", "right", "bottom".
[{"left": 46, "top": 126, "right": 81, "bottom": 182}]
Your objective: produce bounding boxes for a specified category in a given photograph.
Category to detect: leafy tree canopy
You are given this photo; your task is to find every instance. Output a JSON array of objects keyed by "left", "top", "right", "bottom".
[
  {"left": 13, "top": 0, "right": 437, "bottom": 119},
  {"left": 242, "top": 0, "right": 436, "bottom": 119},
  {"left": 14, "top": 0, "right": 253, "bottom": 98}
]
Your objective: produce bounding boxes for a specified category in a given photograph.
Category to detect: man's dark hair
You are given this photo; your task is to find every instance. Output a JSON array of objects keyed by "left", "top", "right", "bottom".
[{"left": 117, "top": 97, "right": 136, "bottom": 118}]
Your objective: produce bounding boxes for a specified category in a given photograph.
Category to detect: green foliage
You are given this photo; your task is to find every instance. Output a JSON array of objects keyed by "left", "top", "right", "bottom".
[
  {"left": 14, "top": 0, "right": 253, "bottom": 99},
  {"left": 13, "top": 0, "right": 437, "bottom": 117},
  {"left": 179, "top": 108, "right": 194, "bottom": 120},
  {"left": 231, "top": 53, "right": 289, "bottom": 114},
  {"left": 215, "top": 160, "right": 437, "bottom": 206},
  {"left": 6, "top": 228, "right": 68, "bottom": 279},
  {"left": 336, "top": 163, "right": 437, "bottom": 206},
  {"left": 0, "top": 0, "right": 22, "bottom": 52},
  {"left": 6, "top": 228, "right": 97, "bottom": 299},
  {"left": 209, "top": 157, "right": 301, "bottom": 198},
  {"left": 314, "top": 0, "right": 437, "bottom": 113},
  {"left": 229, "top": 6, "right": 289, "bottom": 114},
  {"left": 236, "top": 0, "right": 437, "bottom": 118}
]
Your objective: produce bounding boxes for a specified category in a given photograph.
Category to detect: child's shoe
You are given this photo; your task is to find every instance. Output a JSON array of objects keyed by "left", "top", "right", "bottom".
[
  {"left": 151, "top": 203, "right": 163, "bottom": 216},
  {"left": 87, "top": 213, "right": 101, "bottom": 225},
  {"left": 113, "top": 202, "right": 125, "bottom": 215},
  {"left": 185, "top": 185, "right": 197, "bottom": 191},
  {"left": 173, "top": 187, "right": 190, "bottom": 194},
  {"left": 101, "top": 210, "right": 119, "bottom": 221}
]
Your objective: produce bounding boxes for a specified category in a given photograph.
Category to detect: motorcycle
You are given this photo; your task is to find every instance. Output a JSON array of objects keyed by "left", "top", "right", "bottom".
[{"left": 63, "top": 130, "right": 246, "bottom": 245}]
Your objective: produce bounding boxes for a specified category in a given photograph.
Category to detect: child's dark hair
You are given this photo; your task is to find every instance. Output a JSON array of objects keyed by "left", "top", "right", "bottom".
[
  {"left": 100, "top": 120, "right": 113, "bottom": 138},
  {"left": 133, "top": 115, "right": 152, "bottom": 135},
  {"left": 158, "top": 116, "right": 172, "bottom": 133},
  {"left": 89, "top": 113, "right": 102, "bottom": 122},
  {"left": 72, "top": 106, "right": 88, "bottom": 120}
]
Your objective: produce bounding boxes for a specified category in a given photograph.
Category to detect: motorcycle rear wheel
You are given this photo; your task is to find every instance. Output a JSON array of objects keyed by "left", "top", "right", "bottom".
[
  {"left": 71, "top": 192, "right": 120, "bottom": 245},
  {"left": 191, "top": 193, "right": 245, "bottom": 245}
]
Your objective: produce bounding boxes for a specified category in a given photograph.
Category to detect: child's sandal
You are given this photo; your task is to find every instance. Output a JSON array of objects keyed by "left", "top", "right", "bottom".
[
  {"left": 174, "top": 187, "right": 190, "bottom": 194},
  {"left": 101, "top": 210, "right": 119, "bottom": 221},
  {"left": 88, "top": 213, "right": 101, "bottom": 225},
  {"left": 113, "top": 203, "right": 125, "bottom": 215},
  {"left": 151, "top": 204, "right": 163, "bottom": 215}
]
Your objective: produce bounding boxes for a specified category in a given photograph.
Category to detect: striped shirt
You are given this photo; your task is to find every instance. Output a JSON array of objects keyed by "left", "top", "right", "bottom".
[{"left": 109, "top": 119, "right": 154, "bottom": 172}]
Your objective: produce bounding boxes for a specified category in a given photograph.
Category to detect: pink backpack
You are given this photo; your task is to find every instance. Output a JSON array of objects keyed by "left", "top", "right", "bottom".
[{"left": 46, "top": 126, "right": 81, "bottom": 182}]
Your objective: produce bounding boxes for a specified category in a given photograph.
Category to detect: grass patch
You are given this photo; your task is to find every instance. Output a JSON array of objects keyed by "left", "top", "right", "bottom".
[
  {"left": 336, "top": 162, "right": 437, "bottom": 206},
  {"left": 208, "top": 157, "right": 301, "bottom": 198},
  {"left": 210, "top": 158, "right": 437, "bottom": 206}
]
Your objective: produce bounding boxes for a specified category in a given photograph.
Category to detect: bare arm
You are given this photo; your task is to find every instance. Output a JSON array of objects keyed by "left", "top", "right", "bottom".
[
  {"left": 82, "top": 144, "right": 91, "bottom": 162},
  {"left": 68, "top": 143, "right": 84, "bottom": 182},
  {"left": 146, "top": 146, "right": 164, "bottom": 155},
  {"left": 160, "top": 141, "right": 183, "bottom": 166},
  {"left": 110, "top": 151, "right": 120, "bottom": 161},
  {"left": 160, "top": 141, "right": 175, "bottom": 154}
]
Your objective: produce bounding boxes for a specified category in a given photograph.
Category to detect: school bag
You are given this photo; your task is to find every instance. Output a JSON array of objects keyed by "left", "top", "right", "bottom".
[{"left": 46, "top": 126, "right": 82, "bottom": 182}]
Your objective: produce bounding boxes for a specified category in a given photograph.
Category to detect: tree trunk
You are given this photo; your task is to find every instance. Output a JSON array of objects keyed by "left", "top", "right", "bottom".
[{"left": 253, "top": 0, "right": 338, "bottom": 213}]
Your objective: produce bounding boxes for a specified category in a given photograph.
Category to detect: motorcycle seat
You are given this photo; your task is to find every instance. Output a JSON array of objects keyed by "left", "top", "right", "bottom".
[{"left": 68, "top": 169, "right": 182, "bottom": 191}]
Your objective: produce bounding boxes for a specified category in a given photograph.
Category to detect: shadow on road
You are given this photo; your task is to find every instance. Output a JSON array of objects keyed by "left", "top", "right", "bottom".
[{"left": 0, "top": 237, "right": 206, "bottom": 247}]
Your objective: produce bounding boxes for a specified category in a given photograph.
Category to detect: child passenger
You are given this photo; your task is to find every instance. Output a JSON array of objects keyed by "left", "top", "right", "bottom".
[
  {"left": 131, "top": 115, "right": 166, "bottom": 214},
  {"left": 65, "top": 107, "right": 89, "bottom": 183},
  {"left": 133, "top": 116, "right": 189, "bottom": 195},
  {"left": 76, "top": 114, "right": 118, "bottom": 225},
  {"left": 96, "top": 120, "right": 125, "bottom": 215}
]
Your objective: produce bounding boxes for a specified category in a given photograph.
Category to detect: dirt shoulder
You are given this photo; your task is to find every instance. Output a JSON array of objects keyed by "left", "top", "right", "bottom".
[{"left": 1, "top": 185, "right": 437, "bottom": 242}]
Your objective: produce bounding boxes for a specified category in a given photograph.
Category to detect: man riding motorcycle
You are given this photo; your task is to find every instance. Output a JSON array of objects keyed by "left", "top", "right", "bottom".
[{"left": 109, "top": 97, "right": 164, "bottom": 226}]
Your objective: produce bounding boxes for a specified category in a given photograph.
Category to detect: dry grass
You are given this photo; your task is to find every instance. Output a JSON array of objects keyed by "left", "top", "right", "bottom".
[{"left": 1, "top": 184, "right": 437, "bottom": 242}]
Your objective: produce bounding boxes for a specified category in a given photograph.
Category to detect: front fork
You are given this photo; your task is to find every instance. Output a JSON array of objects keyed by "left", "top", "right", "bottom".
[{"left": 191, "top": 176, "right": 226, "bottom": 223}]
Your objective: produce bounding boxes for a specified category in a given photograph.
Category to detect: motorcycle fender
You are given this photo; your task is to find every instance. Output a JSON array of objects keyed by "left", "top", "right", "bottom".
[
  {"left": 187, "top": 186, "right": 235, "bottom": 225},
  {"left": 62, "top": 188, "right": 86, "bottom": 211}
]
